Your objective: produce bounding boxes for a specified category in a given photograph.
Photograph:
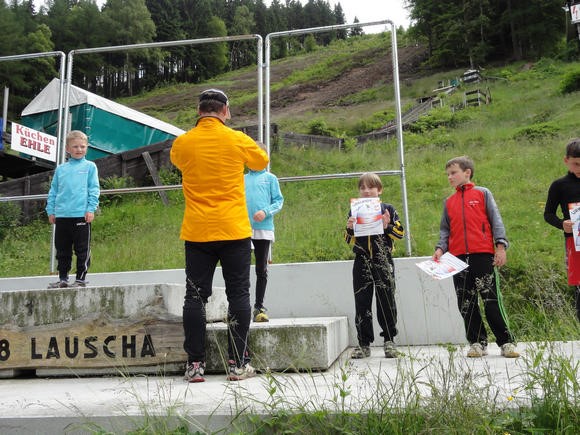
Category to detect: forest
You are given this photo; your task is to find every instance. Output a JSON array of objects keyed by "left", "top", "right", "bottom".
[{"left": 0, "top": 0, "right": 579, "bottom": 116}]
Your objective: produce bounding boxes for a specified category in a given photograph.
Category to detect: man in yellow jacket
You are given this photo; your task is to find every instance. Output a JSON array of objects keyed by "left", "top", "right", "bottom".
[{"left": 170, "top": 89, "right": 269, "bottom": 383}]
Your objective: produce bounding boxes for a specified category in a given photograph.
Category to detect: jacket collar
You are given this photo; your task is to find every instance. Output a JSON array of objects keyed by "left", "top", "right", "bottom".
[
  {"left": 456, "top": 182, "right": 475, "bottom": 192},
  {"left": 195, "top": 115, "right": 225, "bottom": 126}
]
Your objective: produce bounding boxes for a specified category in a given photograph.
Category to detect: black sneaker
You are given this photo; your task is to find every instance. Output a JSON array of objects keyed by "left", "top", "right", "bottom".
[
  {"left": 184, "top": 361, "right": 205, "bottom": 383},
  {"left": 227, "top": 359, "right": 256, "bottom": 381},
  {"left": 48, "top": 280, "right": 69, "bottom": 289},
  {"left": 73, "top": 280, "right": 87, "bottom": 287}
]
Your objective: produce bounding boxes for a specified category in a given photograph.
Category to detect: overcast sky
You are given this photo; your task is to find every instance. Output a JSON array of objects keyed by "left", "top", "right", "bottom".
[
  {"left": 34, "top": 0, "right": 412, "bottom": 31},
  {"left": 334, "top": 0, "right": 411, "bottom": 29}
]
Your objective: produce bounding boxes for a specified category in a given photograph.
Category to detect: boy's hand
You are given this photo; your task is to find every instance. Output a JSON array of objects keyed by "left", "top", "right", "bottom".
[
  {"left": 382, "top": 210, "right": 391, "bottom": 228},
  {"left": 85, "top": 211, "right": 95, "bottom": 223},
  {"left": 253, "top": 210, "right": 266, "bottom": 222},
  {"left": 432, "top": 248, "right": 443, "bottom": 262},
  {"left": 48, "top": 214, "right": 56, "bottom": 225},
  {"left": 493, "top": 244, "right": 507, "bottom": 267},
  {"left": 563, "top": 219, "right": 573, "bottom": 233},
  {"left": 347, "top": 216, "right": 356, "bottom": 229}
]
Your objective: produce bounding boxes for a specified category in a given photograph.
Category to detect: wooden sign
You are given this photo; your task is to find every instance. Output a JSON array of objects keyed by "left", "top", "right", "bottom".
[{"left": 0, "top": 313, "right": 186, "bottom": 370}]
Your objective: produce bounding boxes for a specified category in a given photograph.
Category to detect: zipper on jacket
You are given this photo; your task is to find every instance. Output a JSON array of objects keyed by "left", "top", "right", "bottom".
[{"left": 461, "top": 186, "right": 469, "bottom": 254}]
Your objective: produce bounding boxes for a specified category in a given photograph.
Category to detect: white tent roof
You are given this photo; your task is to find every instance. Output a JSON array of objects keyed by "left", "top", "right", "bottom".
[{"left": 22, "top": 78, "right": 185, "bottom": 136}]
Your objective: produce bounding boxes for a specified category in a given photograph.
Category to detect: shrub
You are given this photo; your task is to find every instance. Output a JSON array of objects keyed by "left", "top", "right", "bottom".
[
  {"left": 99, "top": 175, "right": 135, "bottom": 206},
  {"left": 0, "top": 199, "right": 21, "bottom": 241},
  {"left": 512, "top": 122, "right": 560, "bottom": 141},
  {"left": 559, "top": 68, "right": 580, "bottom": 94},
  {"left": 158, "top": 166, "right": 182, "bottom": 185},
  {"left": 307, "top": 119, "right": 334, "bottom": 137}
]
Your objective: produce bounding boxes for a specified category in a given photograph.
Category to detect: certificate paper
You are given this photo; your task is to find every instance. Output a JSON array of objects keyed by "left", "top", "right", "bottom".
[
  {"left": 350, "top": 197, "right": 383, "bottom": 237},
  {"left": 568, "top": 202, "right": 580, "bottom": 252},
  {"left": 416, "top": 252, "right": 469, "bottom": 280}
]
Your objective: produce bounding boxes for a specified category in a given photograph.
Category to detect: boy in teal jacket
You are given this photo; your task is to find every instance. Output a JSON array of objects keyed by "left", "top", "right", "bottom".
[
  {"left": 244, "top": 167, "right": 284, "bottom": 322},
  {"left": 46, "top": 130, "right": 100, "bottom": 288}
]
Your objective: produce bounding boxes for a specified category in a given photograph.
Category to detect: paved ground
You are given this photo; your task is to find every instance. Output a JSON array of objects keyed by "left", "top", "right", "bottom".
[{"left": 0, "top": 341, "right": 578, "bottom": 434}]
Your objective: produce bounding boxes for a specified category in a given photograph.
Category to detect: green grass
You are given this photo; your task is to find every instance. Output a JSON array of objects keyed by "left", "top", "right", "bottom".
[{"left": 2, "top": 39, "right": 580, "bottom": 341}]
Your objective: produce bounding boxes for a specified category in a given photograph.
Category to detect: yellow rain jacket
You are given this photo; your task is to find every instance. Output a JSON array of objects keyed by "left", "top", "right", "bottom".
[{"left": 170, "top": 116, "right": 269, "bottom": 242}]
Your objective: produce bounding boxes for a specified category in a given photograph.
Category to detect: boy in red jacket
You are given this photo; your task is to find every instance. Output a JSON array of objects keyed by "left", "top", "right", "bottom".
[{"left": 433, "top": 156, "right": 519, "bottom": 358}]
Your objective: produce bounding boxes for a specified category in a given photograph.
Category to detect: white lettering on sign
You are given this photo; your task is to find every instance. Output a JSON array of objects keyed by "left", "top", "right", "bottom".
[{"left": 10, "top": 122, "right": 58, "bottom": 163}]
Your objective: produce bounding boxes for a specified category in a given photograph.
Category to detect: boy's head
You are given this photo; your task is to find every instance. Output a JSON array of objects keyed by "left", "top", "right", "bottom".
[
  {"left": 66, "top": 130, "right": 88, "bottom": 160},
  {"left": 445, "top": 156, "right": 474, "bottom": 188},
  {"left": 564, "top": 138, "right": 580, "bottom": 178},
  {"left": 358, "top": 172, "right": 383, "bottom": 197}
]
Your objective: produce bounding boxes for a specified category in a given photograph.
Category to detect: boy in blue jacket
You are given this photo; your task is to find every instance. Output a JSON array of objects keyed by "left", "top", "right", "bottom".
[
  {"left": 244, "top": 165, "right": 284, "bottom": 322},
  {"left": 46, "top": 130, "right": 100, "bottom": 288}
]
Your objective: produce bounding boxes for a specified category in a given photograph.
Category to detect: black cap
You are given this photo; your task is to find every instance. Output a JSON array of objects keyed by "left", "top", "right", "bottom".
[{"left": 199, "top": 89, "right": 229, "bottom": 105}]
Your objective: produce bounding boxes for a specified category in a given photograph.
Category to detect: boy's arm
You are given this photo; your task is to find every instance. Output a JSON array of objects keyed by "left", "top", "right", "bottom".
[
  {"left": 483, "top": 188, "right": 509, "bottom": 249},
  {"left": 263, "top": 175, "right": 284, "bottom": 217},
  {"left": 383, "top": 204, "right": 404, "bottom": 240},
  {"left": 434, "top": 202, "right": 450, "bottom": 254},
  {"left": 543, "top": 181, "right": 564, "bottom": 231},
  {"left": 86, "top": 164, "right": 100, "bottom": 213},
  {"left": 46, "top": 174, "right": 58, "bottom": 217}
]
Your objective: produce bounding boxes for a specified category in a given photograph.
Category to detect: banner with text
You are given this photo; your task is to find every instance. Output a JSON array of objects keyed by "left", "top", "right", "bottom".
[{"left": 10, "top": 122, "right": 57, "bottom": 162}]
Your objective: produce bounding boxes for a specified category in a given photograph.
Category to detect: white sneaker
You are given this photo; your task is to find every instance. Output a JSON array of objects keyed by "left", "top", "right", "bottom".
[
  {"left": 466, "top": 342, "right": 488, "bottom": 358},
  {"left": 227, "top": 361, "right": 256, "bottom": 381},
  {"left": 500, "top": 343, "right": 520, "bottom": 358}
]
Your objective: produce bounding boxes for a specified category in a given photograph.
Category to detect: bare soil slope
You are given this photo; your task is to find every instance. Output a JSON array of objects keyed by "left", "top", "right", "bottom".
[{"left": 129, "top": 44, "right": 427, "bottom": 128}]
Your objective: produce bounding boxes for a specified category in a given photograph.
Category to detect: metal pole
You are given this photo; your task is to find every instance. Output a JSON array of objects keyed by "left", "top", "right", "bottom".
[
  {"left": 390, "top": 26, "right": 412, "bottom": 256},
  {"left": 0, "top": 51, "right": 67, "bottom": 274},
  {"left": 2, "top": 87, "right": 8, "bottom": 132},
  {"left": 265, "top": 20, "right": 411, "bottom": 255}
]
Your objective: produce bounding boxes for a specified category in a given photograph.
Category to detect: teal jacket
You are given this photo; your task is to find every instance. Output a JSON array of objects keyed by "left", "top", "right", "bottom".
[
  {"left": 244, "top": 169, "right": 284, "bottom": 232},
  {"left": 46, "top": 157, "right": 100, "bottom": 217}
]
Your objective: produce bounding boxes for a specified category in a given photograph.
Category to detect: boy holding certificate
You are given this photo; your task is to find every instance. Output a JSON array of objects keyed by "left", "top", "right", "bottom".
[
  {"left": 345, "top": 173, "right": 404, "bottom": 359},
  {"left": 433, "top": 156, "right": 519, "bottom": 358},
  {"left": 544, "top": 138, "right": 580, "bottom": 322}
]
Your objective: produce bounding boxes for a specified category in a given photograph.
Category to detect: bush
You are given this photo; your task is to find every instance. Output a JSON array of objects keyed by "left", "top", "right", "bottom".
[
  {"left": 99, "top": 175, "right": 135, "bottom": 206},
  {"left": 559, "top": 68, "right": 580, "bottom": 94},
  {"left": 307, "top": 119, "right": 334, "bottom": 137},
  {"left": 0, "top": 199, "right": 22, "bottom": 241},
  {"left": 512, "top": 122, "right": 560, "bottom": 141},
  {"left": 158, "top": 166, "right": 182, "bottom": 185}
]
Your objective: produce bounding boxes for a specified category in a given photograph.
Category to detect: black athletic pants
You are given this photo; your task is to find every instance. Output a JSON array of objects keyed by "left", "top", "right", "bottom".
[
  {"left": 183, "top": 238, "right": 252, "bottom": 367},
  {"left": 54, "top": 217, "right": 91, "bottom": 282},
  {"left": 252, "top": 238, "right": 270, "bottom": 309},
  {"left": 452, "top": 253, "right": 515, "bottom": 347},
  {"left": 352, "top": 247, "right": 398, "bottom": 346}
]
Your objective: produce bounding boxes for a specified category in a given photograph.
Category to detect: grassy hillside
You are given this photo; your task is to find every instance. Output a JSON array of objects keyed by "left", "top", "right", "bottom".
[{"left": 2, "top": 34, "right": 579, "bottom": 339}]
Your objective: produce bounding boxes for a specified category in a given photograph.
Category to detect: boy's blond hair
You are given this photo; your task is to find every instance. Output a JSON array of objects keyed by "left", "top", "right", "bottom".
[
  {"left": 66, "top": 130, "right": 88, "bottom": 145},
  {"left": 358, "top": 172, "right": 383, "bottom": 190},
  {"left": 446, "top": 155, "right": 475, "bottom": 179}
]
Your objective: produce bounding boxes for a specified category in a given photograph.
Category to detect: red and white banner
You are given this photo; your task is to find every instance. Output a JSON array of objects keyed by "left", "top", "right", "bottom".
[{"left": 11, "top": 123, "right": 57, "bottom": 163}]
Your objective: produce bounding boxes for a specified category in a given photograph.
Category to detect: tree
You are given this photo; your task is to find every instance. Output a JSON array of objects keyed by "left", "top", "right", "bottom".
[
  {"left": 229, "top": 5, "right": 257, "bottom": 69},
  {"left": 101, "top": 0, "right": 157, "bottom": 96},
  {"left": 333, "top": 3, "right": 347, "bottom": 39},
  {"left": 349, "top": 17, "right": 363, "bottom": 37}
]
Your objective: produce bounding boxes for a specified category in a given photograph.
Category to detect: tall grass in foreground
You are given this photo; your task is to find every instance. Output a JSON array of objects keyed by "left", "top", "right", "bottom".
[{"left": 74, "top": 342, "right": 578, "bottom": 434}]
